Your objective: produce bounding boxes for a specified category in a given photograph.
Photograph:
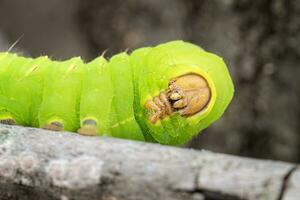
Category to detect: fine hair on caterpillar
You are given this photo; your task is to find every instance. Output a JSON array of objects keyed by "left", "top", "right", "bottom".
[{"left": 0, "top": 40, "right": 234, "bottom": 145}]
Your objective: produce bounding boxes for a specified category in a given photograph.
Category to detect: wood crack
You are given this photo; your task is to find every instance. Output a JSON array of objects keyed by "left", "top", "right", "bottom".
[{"left": 277, "top": 165, "right": 298, "bottom": 200}]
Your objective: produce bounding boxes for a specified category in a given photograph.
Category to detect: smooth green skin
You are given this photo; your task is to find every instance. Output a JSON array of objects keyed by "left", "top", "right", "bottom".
[{"left": 0, "top": 40, "right": 234, "bottom": 145}]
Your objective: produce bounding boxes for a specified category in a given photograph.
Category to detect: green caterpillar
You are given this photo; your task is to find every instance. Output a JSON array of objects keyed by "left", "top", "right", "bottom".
[{"left": 0, "top": 40, "right": 234, "bottom": 145}]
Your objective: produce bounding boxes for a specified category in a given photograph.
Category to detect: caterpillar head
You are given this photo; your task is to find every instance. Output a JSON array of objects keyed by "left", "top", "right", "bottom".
[{"left": 139, "top": 40, "right": 234, "bottom": 145}]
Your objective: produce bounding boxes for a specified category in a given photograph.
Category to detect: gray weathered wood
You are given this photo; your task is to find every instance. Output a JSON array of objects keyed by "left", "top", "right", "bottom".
[{"left": 0, "top": 125, "right": 298, "bottom": 200}]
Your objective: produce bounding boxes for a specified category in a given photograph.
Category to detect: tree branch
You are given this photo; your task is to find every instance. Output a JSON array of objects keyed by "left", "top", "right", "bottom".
[{"left": 0, "top": 125, "right": 297, "bottom": 200}]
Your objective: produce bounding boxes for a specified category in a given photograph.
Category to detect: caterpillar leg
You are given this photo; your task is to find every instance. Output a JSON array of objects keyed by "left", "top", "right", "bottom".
[
  {"left": 77, "top": 119, "right": 98, "bottom": 136},
  {"left": 0, "top": 118, "right": 16, "bottom": 125},
  {"left": 145, "top": 74, "right": 211, "bottom": 124},
  {"left": 0, "top": 110, "right": 17, "bottom": 125},
  {"left": 42, "top": 120, "right": 64, "bottom": 131},
  {"left": 145, "top": 93, "right": 172, "bottom": 124},
  {"left": 0, "top": 116, "right": 16, "bottom": 125}
]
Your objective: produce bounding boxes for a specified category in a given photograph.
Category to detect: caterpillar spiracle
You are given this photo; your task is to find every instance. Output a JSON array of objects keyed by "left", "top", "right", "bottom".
[{"left": 0, "top": 40, "right": 234, "bottom": 145}]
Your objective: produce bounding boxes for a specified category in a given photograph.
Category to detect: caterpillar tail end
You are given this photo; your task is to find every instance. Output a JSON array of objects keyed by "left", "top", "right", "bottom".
[{"left": 77, "top": 119, "right": 98, "bottom": 136}]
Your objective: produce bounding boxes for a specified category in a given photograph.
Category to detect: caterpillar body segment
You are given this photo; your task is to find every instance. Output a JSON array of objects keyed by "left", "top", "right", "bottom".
[
  {"left": 0, "top": 40, "right": 234, "bottom": 145},
  {"left": 108, "top": 53, "right": 144, "bottom": 140},
  {"left": 0, "top": 54, "right": 50, "bottom": 126},
  {"left": 129, "top": 47, "right": 157, "bottom": 142},
  {"left": 39, "top": 57, "right": 85, "bottom": 131},
  {"left": 78, "top": 56, "right": 110, "bottom": 136}
]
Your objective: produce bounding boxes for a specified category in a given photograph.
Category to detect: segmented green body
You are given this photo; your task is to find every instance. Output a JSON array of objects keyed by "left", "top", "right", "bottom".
[{"left": 0, "top": 41, "right": 234, "bottom": 145}]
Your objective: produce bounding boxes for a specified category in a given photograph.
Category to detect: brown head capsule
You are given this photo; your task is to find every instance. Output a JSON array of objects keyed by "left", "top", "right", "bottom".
[{"left": 145, "top": 74, "right": 211, "bottom": 124}]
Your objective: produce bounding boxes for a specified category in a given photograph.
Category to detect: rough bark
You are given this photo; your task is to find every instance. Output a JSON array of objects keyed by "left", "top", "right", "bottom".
[{"left": 0, "top": 125, "right": 298, "bottom": 200}]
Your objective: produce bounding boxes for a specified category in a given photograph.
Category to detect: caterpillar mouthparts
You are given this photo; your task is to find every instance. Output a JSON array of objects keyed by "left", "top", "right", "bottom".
[{"left": 145, "top": 74, "right": 211, "bottom": 124}]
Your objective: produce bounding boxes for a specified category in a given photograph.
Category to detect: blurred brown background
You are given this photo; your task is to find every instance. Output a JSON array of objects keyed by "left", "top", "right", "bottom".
[{"left": 0, "top": 0, "right": 299, "bottom": 163}]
